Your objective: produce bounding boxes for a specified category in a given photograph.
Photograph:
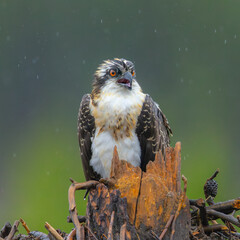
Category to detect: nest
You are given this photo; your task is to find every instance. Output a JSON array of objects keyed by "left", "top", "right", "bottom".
[{"left": 1, "top": 142, "right": 240, "bottom": 240}]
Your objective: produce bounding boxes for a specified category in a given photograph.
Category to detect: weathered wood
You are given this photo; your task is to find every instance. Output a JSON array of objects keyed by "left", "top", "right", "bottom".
[{"left": 86, "top": 142, "right": 190, "bottom": 240}]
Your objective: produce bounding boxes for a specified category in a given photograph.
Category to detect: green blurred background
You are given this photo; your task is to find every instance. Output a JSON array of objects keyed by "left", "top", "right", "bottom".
[{"left": 0, "top": 0, "right": 240, "bottom": 233}]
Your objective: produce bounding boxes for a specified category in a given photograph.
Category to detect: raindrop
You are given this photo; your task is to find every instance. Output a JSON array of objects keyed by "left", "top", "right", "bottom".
[
  {"left": 36, "top": 74, "right": 39, "bottom": 79},
  {"left": 185, "top": 47, "right": 188, "bottom": 52},
  {"left": 138, "top": 9, "right": 142, "bottom": 14},
  {"left": 32, "top": 56, "right": 39, "bottom": 64},
  {"left": 214, "top": 29, "right": 217, "bottom": 33},
  {"left": 208, "top": 90, "right": 211, "bottom": 94},
  {"left": 24, "top": 56, "right": 27, "bottom": 60},
  {"left": 178, "top": 48, "right": 181, "bottom": 51},
  {"left": 17, "top": 63, "right": 20, "bottom": 68},
  {"left": 13, "top": 153, "right": 17, "bottom": 158},
  {"left": 234, "top": 34, "right": 237, "bottom": 39},
  {"left": 116, "top": 18, "right": 120, "bottom": 22},
  {"left": 154, "top": 29, "right": 157, "bottom": 33},
  {"left": 55, "top": 128, "right": 60, "bottom": 133},
  {"left": 100, "top": 19, "right": 103, "bottom": 24},
  {"left": 224, "top": 39, "right": 227, "bottom": 44},
  {"left": 6, "top": 36, "right": 10, "bottom": 41},
  {"left": 56, "top": 32, "right": 60, "bottom": 37},
  {"left": 82, "top": 60, "right": 86, "bottom": 64},
  {"left": 180, "top": 78, "right": 184, "bottom": 83}
]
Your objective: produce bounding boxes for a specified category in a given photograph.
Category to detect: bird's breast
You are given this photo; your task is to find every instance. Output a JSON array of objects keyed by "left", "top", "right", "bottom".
[
  {"left": 90, "top": 91, "right": 145, "bottom": 140},
  {"left": 89, "top": 89, "right": 146, "bottom": 178}
]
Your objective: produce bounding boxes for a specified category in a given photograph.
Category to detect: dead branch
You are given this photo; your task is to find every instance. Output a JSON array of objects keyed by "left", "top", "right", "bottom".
[
  {"left": 84, "top": 226, "right": 98, "bottom": 240},
  {"left": 20, "top": 218, "right": 30, "bottom": 234},
  {"left": 207, "top": 198, "right": 240, "bottom": 214},
  {"left": 6, "top": 220, "right": 19, "bottom": 240},
  {"left": 68, "top": 180, "right": 98, "bottom": 240},
  {"left": 207, "top": 169, "right": 220, "bottom": 181},
  {"left": 66, "top": 229, "right": 76, "bottom": 240},
  {"left": 119, "top": 223, "right": 126, "bottom": 240},
  {"left": 190, "top": 198, "right": 209, "bottom": 226},
  {"left": 207, "top": 209, "right": 240, "bottom": 227},
  {"left": 159, "top": 214, "right": 174, "bottom": 240},
  {"left": 79, "top": 225, "right": 85, "bottom": 240},
  {"left": 203, "top": 224, "right": 228, "bottom": 233},
  {"left": 107, "top": 211, "right": 115, "bottom": 240},
  {"left": 45, "top": 222, "right": 64, "bottom": 240}
]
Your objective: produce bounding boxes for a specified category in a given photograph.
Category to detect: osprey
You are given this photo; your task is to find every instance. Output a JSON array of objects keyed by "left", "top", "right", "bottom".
[{"left": 78, "top": 58, "right": 172, "bottom": 180}]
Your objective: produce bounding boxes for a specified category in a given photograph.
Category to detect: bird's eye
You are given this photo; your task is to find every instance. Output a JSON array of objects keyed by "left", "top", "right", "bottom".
[
  {"left": 109, "top": 69, "right": 117, "bottom": 77},
  {"left": 132, "top": 70, "right": 135, "bottom": 77}
]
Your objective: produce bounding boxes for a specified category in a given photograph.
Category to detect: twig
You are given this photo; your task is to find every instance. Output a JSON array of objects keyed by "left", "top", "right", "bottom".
[
  {"left": 6, "top": 220, "right": 19, "bottom": 240},
  {"left": 207, "top": 209, "right": 240, "bottom": 227},
  {"left": 170, "top": 175, "right": 188, "bottom": 240},
  {"left": 107, "top": 211, "right": 115, "bottom": 240},
  {"left": 207, "top": 198, "right": 240, "bottom": 214},
  {"left": 159, "top": 214, "right": 174, "bottom": 240},
  {"left": 79, "top": 225, "right": 85, "bottom": 240},
  {"left": 68, "top": 180, "right": 98, "bottom": 240},
  {"left": 45, "top": 222, "right": 64, "bottom": 240},
  {"left": 67, "top": 229, "right": 76, "bottom": 240},
  {"left": 203, "top": 224, "right": 228, "bottom": 233},
  {"left": 190, "top": 198, "right": 209, "bottom": 226},
  {"left": 120, "top": 223, "right": 126, "bottom": 240},
  {"left": 207, "top": 169, "right": 220, "bottom": 181},
  {"left": 151, "top": 230, "right": 160, "bottom": 240},
  {"left": 84, "top": 226, "right": 98, "bottom": 240},
  {"left": 20, "top": 218, "right": 30, "bottom": 234}
]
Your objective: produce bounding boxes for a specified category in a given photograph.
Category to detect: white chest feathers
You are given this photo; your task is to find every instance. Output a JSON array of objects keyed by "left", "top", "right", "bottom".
[{"left": 90, "top": 81, "right": 146, "bottom": 178}]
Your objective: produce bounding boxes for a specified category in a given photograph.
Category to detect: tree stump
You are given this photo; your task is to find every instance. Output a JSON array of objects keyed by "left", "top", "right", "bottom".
[{"left": 86, "top": 142, "right": 190, "bottom": 240}]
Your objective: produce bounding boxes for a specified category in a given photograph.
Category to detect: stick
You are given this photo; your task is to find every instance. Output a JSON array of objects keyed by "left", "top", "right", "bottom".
[
  {"left": 151, "top": 230, "right": 160, "bottom": 240},
  {"left": 79, "top": 225, "right": 85, "bottom": 240},
  {"left": 67, "top": 229, "right": 76, "bottom": 240},
  {"left": 120, "top": 223, "right": 126, "bottom": 240},
  {"left": 68, "top": 180, "right": 98, "bottom": 240},
  {"left": 203, "top": 224, "right": 228, "bottom": 233},
  {"left": 207, "top": 198, "right": 240, "bottom": 214},
  {"left": 207, "top": 209, "right": 240, "bottom": 227},
  {"left": 84, "top": 226, "right": 98, "bottom": 240},
  {"left": 207, "top": 169, "right": 219, "bottom": 181},
  {"left": 107, "top": 211, "right": 115, "bottom": 240},
  {"left": 159, "top": 215, "right": 174, "bottom": 240},
  {"left": 20, "top": 218, "right": 30, "bottom": 234},
  {"left": 189, "top": 198, "right": 209, "bottom": 226},
  {"left": 6, "top": 220, "right": 19, "bottom": 240},
  {"left": 45, "top": 222, "right": 64, "bottom": 240}
]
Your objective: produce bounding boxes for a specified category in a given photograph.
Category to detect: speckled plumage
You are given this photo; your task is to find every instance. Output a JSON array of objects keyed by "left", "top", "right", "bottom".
[{"left": 78, "top": 58, "right": 172, "bottom": 180}]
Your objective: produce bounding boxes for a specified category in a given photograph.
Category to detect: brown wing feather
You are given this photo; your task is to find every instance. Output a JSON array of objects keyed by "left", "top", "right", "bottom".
[
  {"left": 136, "top": 94, "right": 172, "bottom": 171},
  {"left": 77, "top": 94, "right": 101, "bottom": 180}
]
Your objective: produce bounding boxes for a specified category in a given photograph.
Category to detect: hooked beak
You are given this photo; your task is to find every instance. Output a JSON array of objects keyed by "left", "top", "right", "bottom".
[{"left": 117, "top": 72, "right": 132, "bottom": 90}]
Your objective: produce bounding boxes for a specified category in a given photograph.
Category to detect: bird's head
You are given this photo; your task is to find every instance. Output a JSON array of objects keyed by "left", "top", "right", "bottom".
[{"left": 92, "top": 58, "right": 136, "bottom": 95}]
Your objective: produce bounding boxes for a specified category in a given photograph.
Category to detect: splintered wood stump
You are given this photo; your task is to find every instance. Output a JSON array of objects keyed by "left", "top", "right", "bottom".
[{"left": 86, "top": 142, "right": 190, "bottom": 240}]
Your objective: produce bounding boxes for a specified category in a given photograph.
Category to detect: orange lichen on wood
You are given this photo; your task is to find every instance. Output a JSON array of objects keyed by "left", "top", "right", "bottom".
[
  {"left": 110, "top": 142, "right": 190, "bottom": 238},
  {"left": 110, "top": 146, "right": 142, "bottom": 224}
]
